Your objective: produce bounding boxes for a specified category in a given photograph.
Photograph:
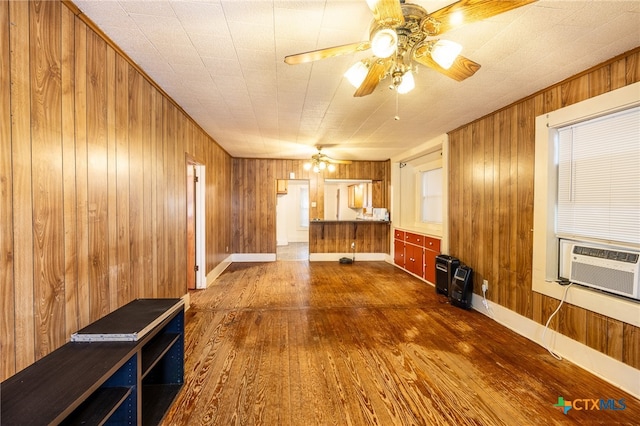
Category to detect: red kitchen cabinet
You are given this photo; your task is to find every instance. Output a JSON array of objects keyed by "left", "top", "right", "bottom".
[
  {"left": 405, "top": 243, "right": 424, "bottom": 277},
  {"left": 393, "top": 228, "right": 441, "bottom": 283},
  {"left": 393, "top": 238, "right": 405, "bottom": 267}
]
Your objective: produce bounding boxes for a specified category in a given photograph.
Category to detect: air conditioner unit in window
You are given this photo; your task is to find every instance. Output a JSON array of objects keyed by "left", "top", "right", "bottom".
[{"left": 569, "top": 243, "right": 640, "bottom": 300}]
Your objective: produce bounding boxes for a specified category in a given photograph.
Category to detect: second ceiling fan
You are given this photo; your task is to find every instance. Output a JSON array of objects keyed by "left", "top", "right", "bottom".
[{"left": 284, "top": 0, "right": 536, "bottom": 97}]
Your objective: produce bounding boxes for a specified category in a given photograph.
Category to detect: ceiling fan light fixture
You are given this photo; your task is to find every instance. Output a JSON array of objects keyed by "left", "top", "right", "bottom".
[
  {"left": 449, "top": 11, "right": 464, "bottom": 27},
  {"left": 431, "top": 40, "right": 462, "bottom": 70},
  {"left": 371, "top": 28, "right": 397, "bottom": 58},
  {"left": 304, "top": 150, "right": 338, "bottom": 174},
  {"left": 344, "top": 61, "right": 368, "bottom": 88},
  {"left": 396, "top": 70, "right": 415, "bottom": 94}
]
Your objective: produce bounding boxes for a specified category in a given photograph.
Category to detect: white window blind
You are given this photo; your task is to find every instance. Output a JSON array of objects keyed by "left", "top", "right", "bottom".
[
  {"left": 421, "top": 168, "right": 443, "bottom": 224},
  {"left": 557, "top": 106, "right": 640, "bottom": 246}
]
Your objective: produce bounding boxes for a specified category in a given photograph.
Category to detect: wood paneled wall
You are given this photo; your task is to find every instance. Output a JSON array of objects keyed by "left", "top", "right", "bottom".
[
  {"left": 232, "top": 159, "right": 390, "bottom": 254},
  {"left": 309, "top": 222, "right": 390, "bottom": 254},
  {"left": 0, "top": 0, "right": 232, "bottom": 380},
  {"left": 448, "top": 47, "right": 640, "bottom": 369}
]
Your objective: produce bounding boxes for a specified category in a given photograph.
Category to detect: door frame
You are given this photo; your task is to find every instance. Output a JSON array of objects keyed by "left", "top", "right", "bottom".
[{"left": 186, "top": 155, "right": 206, "bottom": 289}]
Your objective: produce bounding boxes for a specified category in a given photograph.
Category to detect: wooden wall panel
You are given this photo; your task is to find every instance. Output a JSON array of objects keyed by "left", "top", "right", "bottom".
[
  {"left": 448, "top": 47, "right": 640, "bottom": 369},
  {"left": 1, "top": 1, "right": 233, "bottom": 380},
  {"left": 514, "top": 99, "right": 534, "bottom": 318},
  {"left": 232, "top": 159, "right": 390, "bottom": 254},
  {"left": 114, "top": 54, "right": 130, "bottom": 306},
  {"left": 0, "top": 0, "right": 15, "bottom": 379},
  {"left": 142, "top": 78, "right": 153, "bottom": 298},
  {"left": 150, "top": 87, "right": 164, "bottom": 297},
  {"left": 74, "top": 17, "right": 90, "bottom": 330},
  {"left": 106, "top": 46, "right": 117, "bottom": 306},
  {"left": 31, "top": 0, "right": 65, "bottom": 357},
  {"left": 11, "top": 0, "right": 35, "bottom": 371},
  {"left": 128, "top": 66, "right": 144, "bottom": 301},
  {"left": 86, "top": 29, "right": 109, "bottom": 320},
  {"left": 61, "top": 3, "right": 78, "bottom": 338},
  {"left": 308, "top": 223, "right": 390, "bottom": 254},
  {"left": 162, "top": 101, "right": 177, "bottom": 298}
]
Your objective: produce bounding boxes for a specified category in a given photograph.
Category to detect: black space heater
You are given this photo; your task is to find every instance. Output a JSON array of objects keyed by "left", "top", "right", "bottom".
[
  {"left": 435, "top": 255, "right": 460, "bottom": 297},
  {"left": 450, "top": 265, "right": 473, "bottom": 309}
]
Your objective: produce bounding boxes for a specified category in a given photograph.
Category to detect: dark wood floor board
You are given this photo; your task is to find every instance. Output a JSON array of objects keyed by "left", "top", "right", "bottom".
[
  {"left": 296, "top": 309, "right": 348, "bottom": 426},
  {"left": 163, "top": 261, "right": 639, "bottom": 425}
]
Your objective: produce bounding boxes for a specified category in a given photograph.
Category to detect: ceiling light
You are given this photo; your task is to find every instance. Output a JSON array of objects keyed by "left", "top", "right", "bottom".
[
  {"left": 344, "top": 61, "right": 368, "bottom": 88},
  {"left": 430, "top": 40, "right": 462, "bottom": 69},
  {"left": 449, "top": 11, "right": 464, "bottom": 27},
  {"left": 396, "top": 70, "right": 415, "bottom": 94},
  {"left": 371, "top": 28, "right": 397, "bottom": 58},
  {"left": 304, "top": 153, "right": 336, "bottom": 174}
]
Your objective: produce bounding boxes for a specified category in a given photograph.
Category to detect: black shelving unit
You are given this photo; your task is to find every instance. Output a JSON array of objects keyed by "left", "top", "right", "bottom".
[{"left": 1, "top": 298, "right": 184, "bottom": 425}]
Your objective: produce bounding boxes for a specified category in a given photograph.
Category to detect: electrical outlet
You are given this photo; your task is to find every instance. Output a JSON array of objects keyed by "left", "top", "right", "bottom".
[
  {"left": 351, "top": 242, "right": 356, "bottom": 250},
  {"left": 482, "top": 279, "right": 489, "bottom": 293}
]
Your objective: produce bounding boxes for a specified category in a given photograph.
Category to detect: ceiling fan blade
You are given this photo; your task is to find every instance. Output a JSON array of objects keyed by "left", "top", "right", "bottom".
[
  {"left": 284, "top": 41, "right": 370, "bottom": 65},
  {"left": 414, "top": 52, "right": 481, "bottom": 82},
  {"left": 428, "top": 0, "right": 536, "bottom": 35},
  {"left": 353, "top": 59, "right": 388, "bottom": 97},
  {"left": 322, "top": 156, "right": 352, "bottom": 165},
  {"left": 367, "top": 0, "right": 405, "bottom": 27}
]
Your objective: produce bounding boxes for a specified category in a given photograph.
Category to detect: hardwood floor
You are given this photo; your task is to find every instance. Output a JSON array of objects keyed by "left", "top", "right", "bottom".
[
  {"left": 276, "top": 242, "right": 309, "bottom": 261},
  {"left": 163, "top": 261, "right": 638, "bottom": 425}
]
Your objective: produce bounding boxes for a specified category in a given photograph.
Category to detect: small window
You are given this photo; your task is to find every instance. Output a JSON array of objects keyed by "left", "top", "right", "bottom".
[{"left": 421, "top": 168, "right": 443, "bottom": 224}]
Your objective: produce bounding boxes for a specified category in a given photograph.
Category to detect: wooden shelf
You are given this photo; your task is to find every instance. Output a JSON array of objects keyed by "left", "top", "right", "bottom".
[
  {"left": 142, "top": 384, "right": 183, "bottom": 426},
  {"left": 61, "top": 386, "right": 133, "bottom": 426},
  {"left": 1, "top": 298, "right": 185, "bottom": 425},
  {"left": 142, "top": 332, "right": 180, "bottom": 378}
]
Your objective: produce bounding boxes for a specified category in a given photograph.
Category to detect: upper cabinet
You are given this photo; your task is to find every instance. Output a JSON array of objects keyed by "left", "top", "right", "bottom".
[
  {"left": 347, "top": 184, "right": 364, "bottom": 208},
  {"left": 276, "top": 179, "right": 288, "bottom": 194}
]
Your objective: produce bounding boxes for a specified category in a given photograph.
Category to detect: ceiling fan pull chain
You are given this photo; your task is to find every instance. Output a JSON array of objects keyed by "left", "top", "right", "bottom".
[{"left": 394, "top": 90, "right": 400, "bottom": 121}]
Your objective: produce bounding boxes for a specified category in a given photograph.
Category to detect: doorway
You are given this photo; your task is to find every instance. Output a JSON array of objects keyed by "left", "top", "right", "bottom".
[
  {"left": 276, "top": 180, "right": 310, "bottom": 261},
  {"left": 186, "top": 157, "right": 206, "bottom": 289}
]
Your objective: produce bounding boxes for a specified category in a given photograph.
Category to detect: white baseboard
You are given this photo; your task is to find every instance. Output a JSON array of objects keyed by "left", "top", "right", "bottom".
[
  {"left": 309, "top": 253, "right": 387, "bottom": 262},
  {"left": 181, "top": 292, "right": 190, "bottom": 311},
  {"left": 470, "top": 293, "right": 640, "bottom": 399},
  {"left": 204, "top": 255, "right": 233, "bottom": 287}
]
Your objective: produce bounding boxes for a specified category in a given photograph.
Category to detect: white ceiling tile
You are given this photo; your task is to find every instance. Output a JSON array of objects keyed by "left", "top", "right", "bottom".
[
  {"left": 228, "top": 23, "right": 275, "bottom": 51},
  {"left": 172, "top": 1, "right": 228, "bottom": 35},
  {"left": 153, "top": 42, "right": 202, "bottom": 65},
  {"left": 221, "top": 0, "right": 274, "bottom": 24},
  {"left": 130, "top": 14, "right": 192, "bottom": 46},
  {"left": 75, "top": 1, "right": 131, "bottom": 28},
  {"left": 274, "top": 6, "right": 324, "bottom": 41},
  {"left": 118, "top": 0, "right": 176, "bottom": 17},
  {"left": 196, "top": 36, "right": 237, "bottom": 59},
  {"left": 76, "top": 0, "right": 640, "bottom": 160}
]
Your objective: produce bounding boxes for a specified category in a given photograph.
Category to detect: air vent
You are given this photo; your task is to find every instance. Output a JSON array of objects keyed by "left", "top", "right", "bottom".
[{"left": 570, "top": 243, "right": 640, "bottom": 300}]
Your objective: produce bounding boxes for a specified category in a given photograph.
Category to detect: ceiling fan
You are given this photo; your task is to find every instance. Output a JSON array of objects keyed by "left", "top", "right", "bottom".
[
  {"left": 284, "top": 0, "right": 536, "bottom": 97},
  {"left": 304, "top": 148, "right": 352, "bottom": 173}
]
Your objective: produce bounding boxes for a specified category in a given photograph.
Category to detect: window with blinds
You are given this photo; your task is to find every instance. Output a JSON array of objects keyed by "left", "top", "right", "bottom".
[
  {"left": 420, "top": 167, "right": 443, "bottom": 224},
  {"left": 556, "top": 106, "right": 640, "bottom": 246}
]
